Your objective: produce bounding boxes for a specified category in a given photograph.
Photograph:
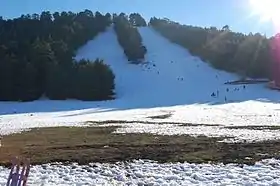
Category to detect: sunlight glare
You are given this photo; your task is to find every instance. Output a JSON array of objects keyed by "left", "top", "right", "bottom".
[{"left": 249, "top": 0, "right": 280, "bottom": 23}]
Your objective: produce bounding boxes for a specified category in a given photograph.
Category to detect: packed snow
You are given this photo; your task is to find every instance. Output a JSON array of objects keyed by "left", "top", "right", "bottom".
[{"left": 2, "top": 159, "right": 280, "bottom": 185}]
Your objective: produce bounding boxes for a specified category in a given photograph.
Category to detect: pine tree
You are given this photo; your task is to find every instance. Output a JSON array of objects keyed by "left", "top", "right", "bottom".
[{"left": 0, "top": 10, "right": 115, "bottom": 101}]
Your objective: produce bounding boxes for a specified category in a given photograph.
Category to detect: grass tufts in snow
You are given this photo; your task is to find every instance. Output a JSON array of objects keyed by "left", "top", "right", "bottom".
[
  {"left": 1, "top": 126, "right": 280, "bottom": 167},
  {"left": 147, "top": 113, "right": 173, "bottom": 119},
  {"left": 225, "top": 125, "right": 280, "bottom": 130},
  {"left": 86, "top": 120, "right": 221, "bottom": 126}
]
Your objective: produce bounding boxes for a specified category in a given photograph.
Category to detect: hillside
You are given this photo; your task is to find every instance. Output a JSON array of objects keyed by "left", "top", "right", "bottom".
[
  {"left": 2, "top": 11, "right": 280, "bottom": 185},
  {"left": 0, "top": 11, "right": 278, "bottom": 103},
  {"left": 1, "top": 25, "right": 280, "bottom": 141},
  {"left": 76, "top": 25, "right": 280, "bottom": 107},
  {"left": 150, "top": 18, "right": 274, "bottom": 79}
]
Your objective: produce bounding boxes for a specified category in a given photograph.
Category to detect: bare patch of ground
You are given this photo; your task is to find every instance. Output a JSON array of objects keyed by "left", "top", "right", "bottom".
[
  {"left": 1, "top": 126, "right": 280, "bottom": 167},
  {"left": 225, "top": 79, "right": 269, "bottom": 85},
  {"left": 225, "top": 125, "right": 280, "bottom": 130},
  {"left": 86, "top": 120, "right": 221, "bottom": 127}
]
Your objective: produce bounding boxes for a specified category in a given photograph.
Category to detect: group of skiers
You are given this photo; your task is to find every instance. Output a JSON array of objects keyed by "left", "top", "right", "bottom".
[
  {"left": 144, "top": 60, "right": 249, "bottom": 103},
  {"left": 211, "top": 85, "right": 246, "bottom": 102}
]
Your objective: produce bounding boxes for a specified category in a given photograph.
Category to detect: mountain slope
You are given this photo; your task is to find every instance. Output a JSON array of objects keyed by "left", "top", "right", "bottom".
[
  {"left": 76, "top": 26, "right": 280, "bottom": 107},
  {"left": 75, "top": 26, "right": 158, "bottom": 104},
  {"left": 138, "top": 27, "right": 237, "bottom": 105},
  {"left": 1, "top": 26, "right": 280, "bottom": 139}
]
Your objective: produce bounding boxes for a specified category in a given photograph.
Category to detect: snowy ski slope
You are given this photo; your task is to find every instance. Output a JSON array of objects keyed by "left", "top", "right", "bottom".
[{"left": 76, "top": 26, "right": 280, "bottom": 106}]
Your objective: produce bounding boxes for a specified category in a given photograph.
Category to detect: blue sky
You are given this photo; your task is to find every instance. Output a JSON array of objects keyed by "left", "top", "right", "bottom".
[{"left": 0, "top": 0, "right": 275, "bottom": 36}]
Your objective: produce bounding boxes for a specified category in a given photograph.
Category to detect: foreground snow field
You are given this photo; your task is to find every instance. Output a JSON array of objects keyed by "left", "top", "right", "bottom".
[
  {"left": 1, "top": 100, "right": 280, "bottom": 142},
  {"left": 1, "top": 159, "right": 280, "bottom": 186}
]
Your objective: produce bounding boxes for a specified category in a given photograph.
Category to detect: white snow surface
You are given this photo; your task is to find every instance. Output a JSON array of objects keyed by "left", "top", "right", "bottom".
[{"left": 2, "top": 159, "right": 280, "bottom": 185}]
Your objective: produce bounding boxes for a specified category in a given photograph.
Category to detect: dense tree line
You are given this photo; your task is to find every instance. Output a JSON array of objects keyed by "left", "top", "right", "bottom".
[
  {"left": 0, "top": 10, "right": 115, "bottom": 101},
  {"left": 71, "top": 59, "right": 115, "bottom": 101},
  {"left": 113, "top": 13, "right": 147, "bottom": 62},
  {"left": 3, "top": 10, "right": 276, "bottom": 102},
  {"left": 150, "top": 17, "right": 273, "bottom": 79},
  {"left": 46, "top": 59, "right": 115, "bottom": 101}
]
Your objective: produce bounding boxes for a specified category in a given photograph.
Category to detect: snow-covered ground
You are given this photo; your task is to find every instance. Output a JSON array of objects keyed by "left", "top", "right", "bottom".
[
  {"left": 2, "top": 26, "right": 280, "bottom": 185},
  {"left": 1, "top": 100, "right": 280, "bottom": 142},
  {"left": 2, "top": 159, "right": 280, "bottom": 185},
  {"left": 1, "top": 27, "right": 280, "bottom": 142}
]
